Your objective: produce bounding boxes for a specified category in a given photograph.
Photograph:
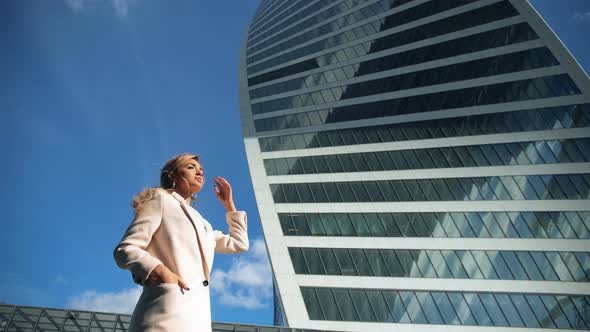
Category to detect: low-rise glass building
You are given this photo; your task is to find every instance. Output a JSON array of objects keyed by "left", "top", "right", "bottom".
[{"left": 0, "top": 304, "right": 332, "bottom": 332}]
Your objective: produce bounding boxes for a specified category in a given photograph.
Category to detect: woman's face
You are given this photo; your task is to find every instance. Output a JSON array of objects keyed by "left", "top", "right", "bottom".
[{"left": 174, "top": 159, "right": 205, "bottom": 193}]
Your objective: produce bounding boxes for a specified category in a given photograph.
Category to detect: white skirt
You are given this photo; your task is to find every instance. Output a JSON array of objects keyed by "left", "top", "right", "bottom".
[{"left": 129, "top": 283, "right": 211, "bottom": 332}]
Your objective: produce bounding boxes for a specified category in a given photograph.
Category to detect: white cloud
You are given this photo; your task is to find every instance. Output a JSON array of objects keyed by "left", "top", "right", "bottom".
[
  {"left": 210, "top": 239, "right": 273, "bottom": 310},
  {"left": 64, "top": 0, "right": 139, "bottom": 18},
  {"left": 68, "top": 287, "right": 142, "bottom": 314},
  {"left": 68, "top": 240, "right": 272, "bottom": 313},
  {"left": 572, "top": 11, "right": 590, "bottom": 22}
]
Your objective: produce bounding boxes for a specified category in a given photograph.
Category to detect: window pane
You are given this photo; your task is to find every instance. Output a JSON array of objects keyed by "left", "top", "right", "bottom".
[
  {"left": 297, "top": 183, "right": 315, "bottom": 204},
  {"left": 559, "top": 296, "right": 589, "bottom": 330},
  {"left": 334, "top": 249, "right": 357, "bottom": 276},
  {"left": 479, "top": 293, "right": 508, "bottom": 326},
  {"left": 291, "top": 214, "right": 311, "bottom": 236},
  {"left": 336, "top": 182, "right": 356, "bottom": 202},
  {"left": 396, "top": 214, "right": 417, "bottom": 236},
  {"left": 448, "top": 293, "right": 476, "bottom": 325},
  {"left": 510, "top": 294, "right": 540, "bottom": 327},
  {"left": 431, "top": 292, "right": 460, "bottom": 324},
  {"left": 463, "top": 293, "right": 493, "bottom": 326},
  {"left": 382, "top": 250, "right": 405, "bottom": 277},
  {"left": 526, "top": 295, "right": 556, "bottom": 328},
  {"left": 349, "top": 214, "right": 371, "bottom": 236},
  {"left": 472, "top": 251, "right": 499, "bottom": 279},
  {"left": 380, "top": 213, "right": 402, "bottom": 236},
  {"left": 400, "top": 292, "right": 427, "bottom": 324},
  {"left": 458, "top": 251, "right": 484, "bottom": 279},
  {"left": 349, "top": 290, "right": 377, "bottom": 322},
  {"left": 365, "top": 213, "right": 386, "bottom": 236},
  {"left": 443, "top": 251, "right": 468, "bottom": 278},
  {"left": 495, "top": 294, "right": 525, "bottom": 327},
  {"left": 382, "top": 291, "right": 411, "bottom": 323},
  {"left": 289, "top": 248, "right": 308, "bottom": 274},
  {"left": 397, "top": 250, "right": 421, "bottom": 277},
  {"left": 338, "top": 214, "right": 357, "bottom": 236},
  {"left": 488, "top": 250, "right": 514, "bottom": 279},
  {"left": 320, "top": 214, "right": 341, "bottom": 236},
  {"left": 411, "top": 214, "right": 430, "bottom": 236},
  {"left": 428, "top": 251, "right": 453, "bottom": 278},
  {"left": 302, "top": 248, "right": 325, "bottom": 274},
  {"left": 501, "top": 251, "right": 529, "bottom": 279},
  {"left": 530, "top": 251, "right": 559, "bottom": 281},
  {"left": 333, "top": 289, "right": 359, "bottom": 321},
  {"left": 545, "top": 252, "right": 574, "bottom": 281},
  {"left": 307, "top": 214, "right": 326, "bottom": 236},
  {"left": 318, "top": 249, "right": 340, "bottom": 275},
  {"left": 415, "top": 292, "right": 444, "bottom": 324},
  {"left": 279, "top": 214, "right": 296, "bottom": 235},
  {"left": 412, "top": 250, "right": 437, "bottom": 278},
  {"left": 366, "top": 290, "right": 391, "bottom": 322},
  {"left": 315, "top": 288, "right": 342, "bottom": 321},
  {"left": 301, "top": 288, "right": 324, "bottom": 320},
  {"left": 324, "top": 182, "right": 342, "bottom": 202},
  {"left": 540, "top": 295, "right": 571, "bottom": 329},
  {"left": 516, "top": 251, "right": 543, "bottom": 280},
  {"left": 366, "top": 250, "right": 390, "bottom": 276},
  {"left": 465, "top": 212, "right": 491, "bottom": 237},
  {"left": 350, "top": 249, "right": 373, "bottom": 276}
]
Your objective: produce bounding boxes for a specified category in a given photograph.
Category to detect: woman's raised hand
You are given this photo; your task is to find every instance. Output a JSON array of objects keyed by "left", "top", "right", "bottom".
[
  {"left": 146, "top": 264, "right": 190, "bottom": 291},
  {"left": 213, "top": 176, "right": 236, "bottom": 212}
]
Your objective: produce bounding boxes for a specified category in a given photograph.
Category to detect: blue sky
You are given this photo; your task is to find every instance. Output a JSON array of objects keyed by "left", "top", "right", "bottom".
[{"left": 1, "top": 0, "right": 588, "bottom": 327}]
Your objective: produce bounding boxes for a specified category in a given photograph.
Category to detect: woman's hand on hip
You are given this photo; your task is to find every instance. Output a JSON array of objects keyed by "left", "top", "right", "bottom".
[
  {"left": 146, "top": 264, "right": 190, "bottom": 291},
  {"left": 213, "top": 176, "right": 237, "bottom": 212}
]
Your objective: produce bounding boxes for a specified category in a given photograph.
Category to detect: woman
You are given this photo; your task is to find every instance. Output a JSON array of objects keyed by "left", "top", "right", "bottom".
[{"left": 114, "top": 153, "right": 249, "bottom": 331}]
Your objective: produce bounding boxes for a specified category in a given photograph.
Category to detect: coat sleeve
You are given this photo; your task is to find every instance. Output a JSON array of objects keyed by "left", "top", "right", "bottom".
[
  {"left": 113, "top": 190, "right": 164, "bottom": 285},
  {"left": 214, "top": 211, "right": 249, "bottom": 254}
]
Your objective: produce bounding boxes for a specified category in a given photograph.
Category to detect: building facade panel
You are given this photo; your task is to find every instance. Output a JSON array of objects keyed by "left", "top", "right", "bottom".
[{"left": 239, "top": 0, "right": 590, "bottom": 330}]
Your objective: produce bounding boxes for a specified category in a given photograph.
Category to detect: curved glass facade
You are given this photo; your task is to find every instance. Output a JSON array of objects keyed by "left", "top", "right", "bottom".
[{"left": 239, "top": 0, "right": 590, "bottom": 330}]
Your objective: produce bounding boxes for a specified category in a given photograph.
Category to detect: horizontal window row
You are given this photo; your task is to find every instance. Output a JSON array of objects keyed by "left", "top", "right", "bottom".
[
  {"left": 279, "top": 211, "right": 590, "bottom": 239},
  {"left": 289, "top": 247, "right": 590, "bottom": 282},
  {"left": 250, "top": 0, "right": 282, "bottom": 26},
  {"left": 249, "top": 0, "right": 300, "bottom": 34},
  {"left": 270, "top": 174, "right": 590, "bottom": 203},
  {"left": 301, "top": 287, "right": 590, "bottom": 329},
  {"left": 258, "top": 104, "right": 590, "bottom": 152},
  {"left": 250, "top": 0, "right": 350, "bottom": 52},
  {"left": 248, "top": 0, "right": 459, "bottom": 63},
  {"left": 248, "top": 0, "right": 395, "bottom": 57},
  {"left": 249, "top": 0, "right": 334, "bottom": 41},
  {"left": 252, "top": 47, "right": 559, "bottom": 114},
  {"left": 255, "top": 74, "right": 583, "bottom": 132},
  {"left": 249, "top": 22, "right": 538, "bottom": 99},
  {"left": 247, "top": 1, "right": 518, "bottom": 75},
  {"left": 265, "top": 138, "right": 590, "bottom": 176},
  {"left": 254, "top": 74, "right": 580, "bottom": 133}
]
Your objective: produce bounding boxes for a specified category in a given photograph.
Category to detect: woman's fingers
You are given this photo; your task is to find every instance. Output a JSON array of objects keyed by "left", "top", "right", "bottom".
[
  {"left": 213, "top": 176, "right": 232, "bottom": 198},
  {"left": 177, "top": 277, "right": 190, "bottom": 291}
]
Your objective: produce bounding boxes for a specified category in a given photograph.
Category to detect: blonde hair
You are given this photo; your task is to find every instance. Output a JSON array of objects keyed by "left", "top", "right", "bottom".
[{"left": 132, "top": 153, "right": 200, "bottom": 211}]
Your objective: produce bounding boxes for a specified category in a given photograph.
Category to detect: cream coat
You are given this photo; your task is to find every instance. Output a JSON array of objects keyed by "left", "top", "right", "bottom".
[{"left": 114, "top": 189, "right": 248, "bottom": 332}]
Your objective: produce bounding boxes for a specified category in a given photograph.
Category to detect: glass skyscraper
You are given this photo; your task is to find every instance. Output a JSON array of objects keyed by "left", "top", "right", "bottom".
[{"left": 239, "top": 0, "right": 590, "bottom": 331}]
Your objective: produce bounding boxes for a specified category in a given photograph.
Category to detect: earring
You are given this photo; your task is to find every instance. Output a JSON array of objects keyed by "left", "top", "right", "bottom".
[{"left": 172, "top": 181, "right": 176, "bottom": 189}]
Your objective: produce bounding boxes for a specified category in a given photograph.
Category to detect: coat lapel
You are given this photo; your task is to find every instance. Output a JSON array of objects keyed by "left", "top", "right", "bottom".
[{"left": 170, "top": 192, "right": 211, "bottom": 282}]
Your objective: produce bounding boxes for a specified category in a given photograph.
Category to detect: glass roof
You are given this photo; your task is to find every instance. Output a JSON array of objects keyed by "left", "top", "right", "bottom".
[{"left": 0, "top": 303, "right": 332, "bottom": 332}]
